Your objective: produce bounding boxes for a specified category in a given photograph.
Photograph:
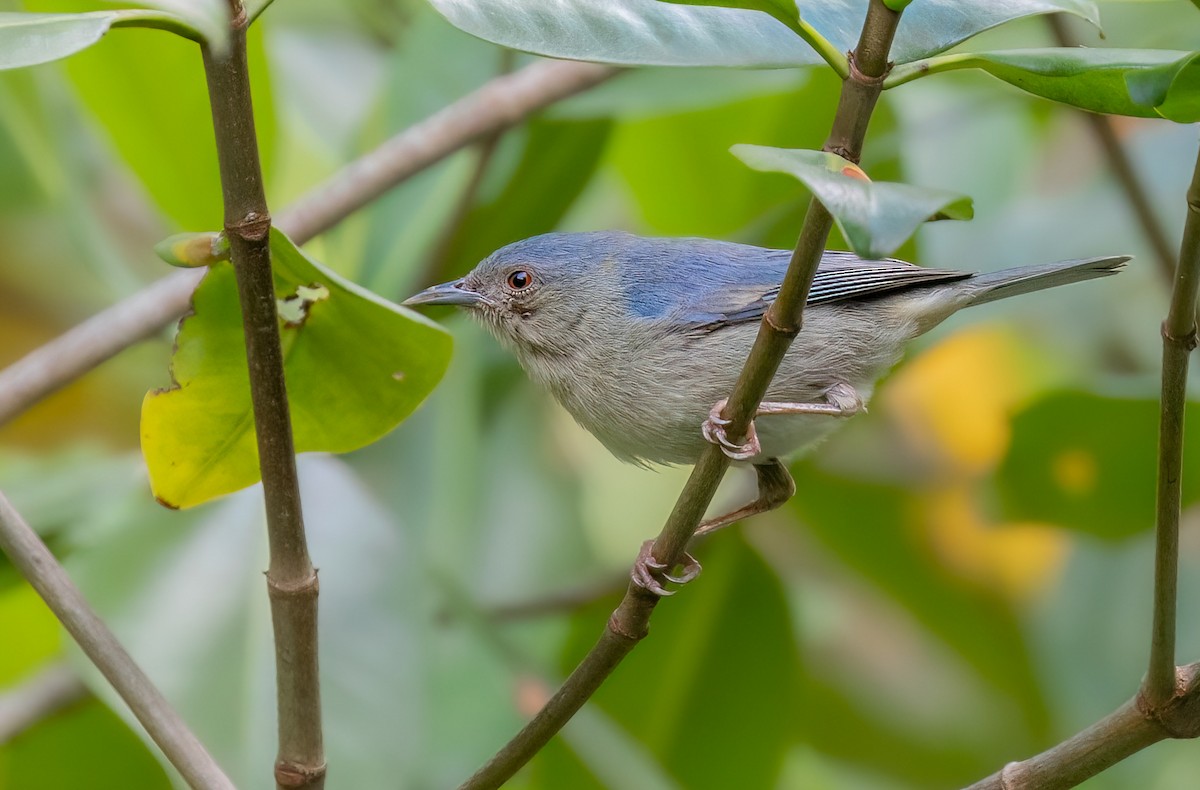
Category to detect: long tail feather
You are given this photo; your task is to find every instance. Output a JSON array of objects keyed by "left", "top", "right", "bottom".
[{"left": 964, "top": 255, "right": 1130, "bottom": 308}]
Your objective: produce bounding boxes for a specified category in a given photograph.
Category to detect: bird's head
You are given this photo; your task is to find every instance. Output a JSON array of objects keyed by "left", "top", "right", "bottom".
[{"left": 404, "top": 232, "right": 633, "bottom": 358}]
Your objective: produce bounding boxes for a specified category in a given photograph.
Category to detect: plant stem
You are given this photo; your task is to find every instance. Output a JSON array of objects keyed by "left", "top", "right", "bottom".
[
  {"left": 0, "top": 493, "right": 234, "bottom": 789},
  {"left": 967, "top": 663, "right": 1200, "bottom": 789},
  {"left": 201, "top": 6, "right": 323, "bottom": 787},
  {"left": 1145, "top": 142, "right": 1200, "bottom": 708},
  {"left": 458, "top": 3, "right": 902, "bottom": 788},
  {"left": 1046, "top": 14, "right": 1177, "bottom": 285},
  {"left": 0, "top": 60, "right": 617, "bottom": 430}
]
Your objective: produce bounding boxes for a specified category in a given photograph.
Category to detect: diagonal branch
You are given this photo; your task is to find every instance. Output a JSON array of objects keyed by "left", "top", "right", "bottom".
[
  {"left": 967, "top": 663, "right": 1200, "bottom": 789},
  {"left": 0, "top": 492, "right": 235, "bottom": 789},
  {"left": 0, "top": 59, "right": 618, "bottom": 429},
  {"left": 457, "top": 3, "right": 903, "bottom": 788}
]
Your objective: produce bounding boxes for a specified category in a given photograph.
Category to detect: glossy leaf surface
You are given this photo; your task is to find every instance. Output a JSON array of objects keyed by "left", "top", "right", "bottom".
[
  {"left": 891, "top": 48, "right": 1197, "bottom": 120},
  {"left": 732, "top": 144, "right": 973, "bottom": 259},
  {"left": 427, "top": 0, "right": 1098, "bottom": 68}
]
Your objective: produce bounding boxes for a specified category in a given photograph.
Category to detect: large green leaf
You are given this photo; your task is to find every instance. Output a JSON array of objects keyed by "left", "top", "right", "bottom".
[
  {"left": 427, "top": 0, "right": 1098, "bottom": 68},
  {"left": 998, "top": 392, "right": 1200, "bottom": 540},
  {"left": 888, "top": 48, "right": 1195, "bottom": 120},
  {"left": 1126, "top": 50, "right": 1200, "bottom": 122},
  {"left": 0, "top": 13, "right": 118, "bottom": 70},
  {"left": 731, "top": 144, "right": 973, "bottom": 259},
  {"left": 0, "top": 7, "right": 218, "bottom": 71},
  {"left": 141, "top": 229, "right": 452, "bottom": 509}
]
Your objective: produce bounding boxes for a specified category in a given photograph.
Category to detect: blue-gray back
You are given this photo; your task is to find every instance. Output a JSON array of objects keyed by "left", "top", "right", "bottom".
[{"left": 496, "top": 231, "right": 971, "bottom": 331}]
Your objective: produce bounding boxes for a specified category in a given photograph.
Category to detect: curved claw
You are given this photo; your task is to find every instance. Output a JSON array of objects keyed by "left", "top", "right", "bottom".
[
  {"left": 701, "top": 400, "right": 761, "bottom": 461},
  {"left": 631, "top": 540, "right": 703, "bottom": 597}
]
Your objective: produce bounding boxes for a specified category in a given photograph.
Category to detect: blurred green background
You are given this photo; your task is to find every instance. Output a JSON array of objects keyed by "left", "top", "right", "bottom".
[{"left": 2, "top": 1, "right": 1200, "bottom": 787}]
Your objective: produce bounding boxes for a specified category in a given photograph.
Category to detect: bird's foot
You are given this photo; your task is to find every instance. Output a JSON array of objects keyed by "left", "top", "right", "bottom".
[
  {"left": 701, "top": 399, "right": 761, "bottom": 461},
  {"left": 631, "top": 540, "right": 702, "bottom": 597}
]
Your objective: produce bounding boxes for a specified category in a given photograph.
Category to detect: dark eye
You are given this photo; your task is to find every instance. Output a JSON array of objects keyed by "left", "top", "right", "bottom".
[{"left": 507, "top": 270, "right": 533, "bottom": 291}]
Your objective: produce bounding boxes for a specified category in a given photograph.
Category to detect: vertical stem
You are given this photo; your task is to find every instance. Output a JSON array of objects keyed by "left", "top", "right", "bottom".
[
  {"left": 201, "top": 5, "right": 324, "bottom": 787},
  {"left": 1146, "top": 143, "right": 1200, "bottom": 707}
]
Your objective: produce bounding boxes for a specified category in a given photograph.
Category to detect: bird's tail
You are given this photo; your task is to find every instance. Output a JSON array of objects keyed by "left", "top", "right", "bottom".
[{"left": 962, "top": 255, "right": 1130, "bottom": 308}]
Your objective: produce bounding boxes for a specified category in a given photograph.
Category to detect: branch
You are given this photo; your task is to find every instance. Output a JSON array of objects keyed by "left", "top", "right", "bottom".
[
  {"left": 458, "top": 3, "right": 903, "bottom": 788},
  {"left": 1046, "top": 15, "right": 1177, "bottom": 285},
  {"left": 0, "top": 492, "right": 234, "bottom": 789},
  {"left": 967, "top": 663, "right": 1200, "bottom": 789},
  {"left": 0, "top": 663, "right": 88, "bottom": 744},
  {"left": 201, "top": 5, "right": 323, "bottom": 786},
  {"left": 1146, "top": 134, "right": 1200, "bottom": 707},
  {"left": 0, "top": 59, "right": 618, "bottom": 429}
]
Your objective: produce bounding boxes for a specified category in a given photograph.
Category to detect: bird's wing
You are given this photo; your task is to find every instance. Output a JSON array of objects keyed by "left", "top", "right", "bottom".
[{"left": 682, "top": 250, "right": 972, "bottom": 331}]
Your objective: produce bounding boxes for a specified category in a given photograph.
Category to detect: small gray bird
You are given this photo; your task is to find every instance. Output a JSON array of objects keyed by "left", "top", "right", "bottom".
[{"left": 405, "top": 231, "right": 1126, "bottom": 594}]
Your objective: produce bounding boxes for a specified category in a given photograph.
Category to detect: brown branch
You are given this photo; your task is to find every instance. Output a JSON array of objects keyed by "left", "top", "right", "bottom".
[
  {"left": 1145, "top": 137, "right": 1200, "bottom": 707},
  {"left": 457, "top": 4, "right": 903, "bottom": 788},
  {"left": 201, "top": 5, "right": 323, "bottom": 787},
  {"left": 967, "top": 663, "right": 1200, "bottom": 789},
  {"left": 0, "top": 492, "right": 234, "bottom": 788},
  {"left": 0, "top": 59, "right": 618, "bottom": 430},
  {"left": 1046, "top": 15, "right": 1177, "bottom": 284},
  {"left": 0, "top": 663, "right": 88, "bottom": 744}
]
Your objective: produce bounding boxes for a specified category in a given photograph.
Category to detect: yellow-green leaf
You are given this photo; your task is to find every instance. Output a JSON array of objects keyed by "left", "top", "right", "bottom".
[{"left": 141, "top": 229, "right": 452, "bottom": 509}]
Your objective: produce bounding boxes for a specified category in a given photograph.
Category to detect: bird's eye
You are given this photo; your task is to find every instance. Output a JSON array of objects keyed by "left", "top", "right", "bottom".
[{"left": 507, "top": 270, "right": 533, "bottom": 291}]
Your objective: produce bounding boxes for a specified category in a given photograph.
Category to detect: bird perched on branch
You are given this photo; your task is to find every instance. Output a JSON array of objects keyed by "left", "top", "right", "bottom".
[{"left": 405, "top": 231, "right": 1126, "bottom": 595}]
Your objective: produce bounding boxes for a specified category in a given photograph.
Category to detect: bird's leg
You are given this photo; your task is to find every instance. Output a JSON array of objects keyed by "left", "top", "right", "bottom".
[
  {"left": 631, "top": 540, "right": 702, "bottom": 597},
  {"left": 629, "top": 459, "right": 795, "bottom": 597},
  {"left": 692, "top": 458, "right": 795, "bottom": 538},
  {"left": 701, "top": 382, "right": 865, "bottom": 460}
]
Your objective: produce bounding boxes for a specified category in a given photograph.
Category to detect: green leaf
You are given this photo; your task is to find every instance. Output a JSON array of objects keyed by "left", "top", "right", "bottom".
[
  {"left": 1126, "top": 50, "right": 1200, "bottom": 122},
  {"left": 0, "top": 12, "right": 119, "bottom": 70},
  {"left": 2, "top": 698, "right": 172, "bottom": 789},
  {"left": 0, "top": 7, "right": 222, "bottom": 71},
  {"left": 888, "top": 48, "right": 1193, "bottom": 119},
  {"left": 114, "top": 0, "right": 228, "bottom": 48},
  {"left": 427, "top": 0, "right": 1098, "bottom": 68},
  {"left": 998, "top": 392, "right": 1200, "bottom": 540},
  {"left": 141, "top": 229, "right": 452, "bottom": 509},
  {"left": 656, "top": 0, "right": 846, "bottom": 72},
  {"left": 731, "top": 144, "right": 973, "bottom": 259}
]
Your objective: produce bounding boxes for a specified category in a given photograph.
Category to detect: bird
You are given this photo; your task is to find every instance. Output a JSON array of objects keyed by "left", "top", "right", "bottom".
[{"left": 404, "top": 231, "right": 1127, "bottom": 595}]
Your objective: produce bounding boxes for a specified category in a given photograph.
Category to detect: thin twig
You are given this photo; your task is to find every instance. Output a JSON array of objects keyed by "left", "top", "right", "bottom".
[
  {"left": 0, "top": 492, "right": 234, "bottom": 789},
  {"left": 967, "top": 663, "right": 1200, "bottom": 789},
  {"left": 0, "top": 59, "right": 619, "bottom": 429},
  {"left": 201, "top": 4, "right": 323, "bottom": 786},
  {"left": 1046, "top": 15, "right": 1177, "bottom": 284},
  {"left": 1145, "top": 141, "right": 1200, "bottom": 707},
  {"left": 0, "top": 663, "right": 88, "bottom": 744},
  {"left": 457, "top": 4, "right": 903, "bottom": 788}
]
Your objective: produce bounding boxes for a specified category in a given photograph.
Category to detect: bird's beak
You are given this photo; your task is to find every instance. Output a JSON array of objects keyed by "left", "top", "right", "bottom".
[{"left": 402, "top": 279, "right": 484, "bottom": 307}]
